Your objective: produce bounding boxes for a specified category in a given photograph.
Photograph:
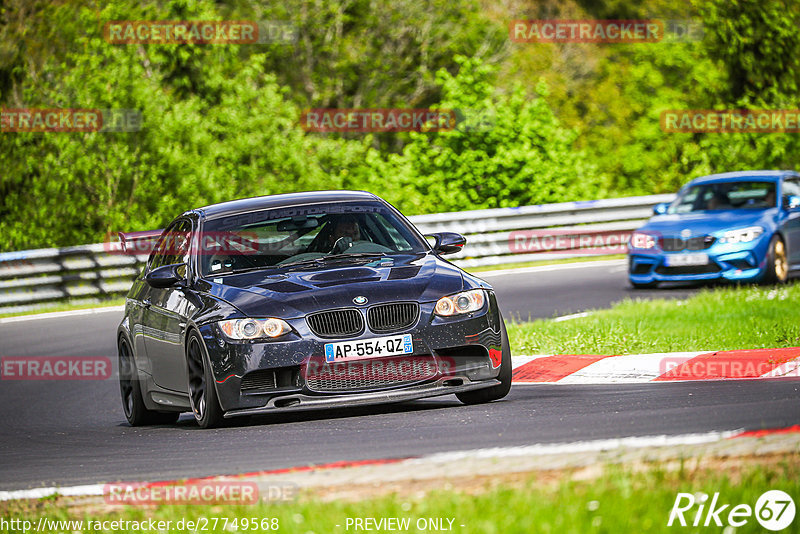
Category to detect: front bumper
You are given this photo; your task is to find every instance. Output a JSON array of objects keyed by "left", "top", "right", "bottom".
[
  {"left": 224, "top": 376, "right": 499, "bottom": 417},
  {"left": 628, "top": 237, "right": 770, "bottom": 284},
  {"left": 197, "top": 295, "right": 505, "bottom": 414}
]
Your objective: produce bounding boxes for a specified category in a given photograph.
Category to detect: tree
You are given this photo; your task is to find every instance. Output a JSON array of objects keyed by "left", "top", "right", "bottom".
[{"left": 389, "top": 56, "right": 604, "bottom": 212}]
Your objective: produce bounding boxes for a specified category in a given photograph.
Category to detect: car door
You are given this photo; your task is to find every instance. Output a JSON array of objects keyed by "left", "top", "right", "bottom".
[
  {"left": 143, "top": 219, "right": 195, "bottom": 393},
  {"left": 131, "top": 227, "right": 177, "bottom": 375},
  {"left": 128, "top": 275, "right": 152, "bottom": 375},
  {"left": 780, "top": 177, "right": 800, "bottom": 266}
]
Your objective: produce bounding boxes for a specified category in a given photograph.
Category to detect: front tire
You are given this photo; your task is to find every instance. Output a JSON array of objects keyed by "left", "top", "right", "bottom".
[
  {"left": 763, "top": 235, "right": 788, "bottom": 284},
  {"left": 118, "top": 338, "right": 179, "bottom": 426},
  {"left": 186, "top": 331, "right": 225, "bottom": 429},
  {"left": 456, "top": 315, "right": 512, "bottom": 405}
]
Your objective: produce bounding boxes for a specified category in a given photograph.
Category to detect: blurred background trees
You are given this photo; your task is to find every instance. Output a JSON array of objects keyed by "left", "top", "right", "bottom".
[{"left": 1, "top": 0, "right": 799, "bottom": 250}]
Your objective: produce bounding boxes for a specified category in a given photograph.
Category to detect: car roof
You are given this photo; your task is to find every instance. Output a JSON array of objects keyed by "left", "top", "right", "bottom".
[
  {"left": 688, "top": 170, "right": 799, "bottom": 186},
  {"left": 188, "top": 190, "right": 380, "bottom": 220}
]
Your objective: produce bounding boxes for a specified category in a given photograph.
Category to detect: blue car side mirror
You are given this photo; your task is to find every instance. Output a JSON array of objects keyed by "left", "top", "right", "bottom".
[
  {"left": 653, "top": 202, "right": 669, "bottom": 215},
  {"left": 425, "top": 232, "right": 466, "bottom": 255},
  {"left": 786, "top": 195, "right": 800, "bottom": 210}
]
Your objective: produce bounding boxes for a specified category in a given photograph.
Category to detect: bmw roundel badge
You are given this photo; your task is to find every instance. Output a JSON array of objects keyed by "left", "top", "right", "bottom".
[{"left": 353, "top": 295, "right": 368, "bottom": 305}]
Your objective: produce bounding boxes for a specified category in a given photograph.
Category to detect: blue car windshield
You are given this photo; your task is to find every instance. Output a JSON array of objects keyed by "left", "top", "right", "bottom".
[
  {"left": 198, "top": 201, "right": 427, "bottom": 275},
  {"left": 668, "top": 181, "right": 776, "bottom": 214}
]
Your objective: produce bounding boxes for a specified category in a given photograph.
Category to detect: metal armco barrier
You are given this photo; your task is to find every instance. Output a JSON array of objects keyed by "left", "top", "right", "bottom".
[{"left": 0, "top": 194, "right": 674, "bottom": 313}]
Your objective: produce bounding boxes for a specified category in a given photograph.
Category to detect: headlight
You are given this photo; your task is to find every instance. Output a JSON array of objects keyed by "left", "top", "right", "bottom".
[
  {"left": 718, "top": 226, "right": 764, "bottom": 244},
  {"left": 435, "top": 289, "right": 485, "bottom": 316},
  {"left": 218, "top": 318, "right": 291, "bottom": 340},
  {"left": 630, "top": 232, "right": 657, "bottom": 249}
]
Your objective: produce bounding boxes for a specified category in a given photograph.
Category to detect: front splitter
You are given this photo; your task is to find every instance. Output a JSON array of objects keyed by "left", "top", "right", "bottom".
[{"left": 223, "top": 376, "right": 499, "bottom": 418}]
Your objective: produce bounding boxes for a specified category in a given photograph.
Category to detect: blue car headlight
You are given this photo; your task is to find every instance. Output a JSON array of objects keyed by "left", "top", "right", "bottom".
[
  {"left": 218, "top": 318, "right": 292, "bottom": 340},
  {"left": 630, "top": 232, "right": 657, "bottom": 250},
  {"left": 435, "top": 289, "right": 485, "bottom": 316},
  {"left": 718, "top": 226, "right": 764, "bottom": 244}
]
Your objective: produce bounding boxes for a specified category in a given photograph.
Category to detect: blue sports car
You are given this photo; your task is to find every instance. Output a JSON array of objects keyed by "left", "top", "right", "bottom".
[{"left": 628, "top": 170, "right": 800, "bottom": 288}]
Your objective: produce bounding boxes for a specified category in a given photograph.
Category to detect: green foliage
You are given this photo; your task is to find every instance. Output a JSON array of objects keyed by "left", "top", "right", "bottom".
[
  {"left": 0, "top": 0, "right": 385, "bottom": 250},
  {"left": 698, "top": 0, "right": 800, "bottom": 105},
  {"left": 388, "top": 56, "right": 604, "bottom": 211},
  {"left": 3, "top": 0, "right": 800, "bottom": 251}
]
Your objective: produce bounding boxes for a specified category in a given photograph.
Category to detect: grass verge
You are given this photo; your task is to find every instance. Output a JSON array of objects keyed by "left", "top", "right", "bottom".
[
  {"left": 2, "top": 454, "right": 796, "bottom": 533},
  {"left": 507, "top": 283, "right": 800, "bottom": 355},
  {"left": 0, "top": 298, "right": 126, "bottom": 319},
  {"left": 464, "top": 254, "right": 625, "bottom": 274}
]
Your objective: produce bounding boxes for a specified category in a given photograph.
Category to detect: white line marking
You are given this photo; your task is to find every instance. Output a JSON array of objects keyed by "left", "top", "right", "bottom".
[
  {"left": 552, "top": 311, "right": 590, "bottom": 322},
  {"left": 556, "top": 352, "right": 709, "bottom": 384},
  {"left": 0, "top": 484, "right": 104, "bottom": 501},
  {"left": 407, "top": 430, "right": 744, "bottom": 463},
  {"left": 0, "top": 306, "right": 124, "bottom": 324},
  {"left": 477, "top": 259, "right": 627, "bottom": 277}
]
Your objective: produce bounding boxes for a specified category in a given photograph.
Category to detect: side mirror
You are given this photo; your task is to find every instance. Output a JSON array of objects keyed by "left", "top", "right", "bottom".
[
  {"left": 653, "top": 202, "right": 669, "bottom": 215},
  {"left": 145, "top": 263, "right": 187, "bottom": 288},
  {"left": 785, "top": 195, "right": 800, "bottom": 210},
  {"left": 425, "top": 232, "right": 466, "bottom": 255}
]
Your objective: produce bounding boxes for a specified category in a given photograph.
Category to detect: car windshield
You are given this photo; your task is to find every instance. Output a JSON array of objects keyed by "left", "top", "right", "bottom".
[
  {"left": 668, "top": 181, "right": 776, "bottom": 214},
  {"left": 197, "top": 201, "right": 427, "bottom": 276}
]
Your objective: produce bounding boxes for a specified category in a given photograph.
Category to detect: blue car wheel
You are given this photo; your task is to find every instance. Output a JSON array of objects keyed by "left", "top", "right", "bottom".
[{"left": 763, "top": 235, "right": 788, "bottom": 284}]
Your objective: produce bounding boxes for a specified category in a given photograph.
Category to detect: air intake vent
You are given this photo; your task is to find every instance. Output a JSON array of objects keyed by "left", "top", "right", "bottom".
[
  {"left": 240, "top": 370, "right": 276, "bottom": 391},
  {"left": 305, "top": 355, "right": 437, "bottom": 392},
  {"left": 306, "top": 309, "right": 364, "bottom": 338},
  {"left": 655, "top": 263, "right": 721, "bottom": 275},
  {"left": 367, "top": 302, "right": 419, "bottom": 333}
]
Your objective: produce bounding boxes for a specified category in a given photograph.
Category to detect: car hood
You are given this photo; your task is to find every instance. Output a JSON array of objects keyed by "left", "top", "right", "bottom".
[
  {"left": 202, "top": 253, "right": 466, "bottom": 319},
  {"left": 639, "top": 209, "right": 776, "bottom": 236}
]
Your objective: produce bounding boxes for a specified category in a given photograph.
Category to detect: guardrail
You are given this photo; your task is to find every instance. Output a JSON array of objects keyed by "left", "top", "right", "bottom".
[{"left": 0, "top": 194, "right": 674, "bottom": 313}]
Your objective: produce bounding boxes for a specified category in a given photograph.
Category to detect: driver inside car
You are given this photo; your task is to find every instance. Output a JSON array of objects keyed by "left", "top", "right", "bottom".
[{"left": 326, "top": 215, "right": 362, "bottom": 253}]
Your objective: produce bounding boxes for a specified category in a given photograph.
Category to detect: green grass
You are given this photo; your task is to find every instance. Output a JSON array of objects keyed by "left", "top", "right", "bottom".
[
  {"left": 464, "top": 254, "right": 625, "bottom": 274},
  {"left": 2, "top": 456, "right": 796, "bottom": 533},
  {"left": 508, "top": 283, "right": 800, "bottom": 355},
  {"left": 0, "top": 297, "right": 125, "bottom": 319}
]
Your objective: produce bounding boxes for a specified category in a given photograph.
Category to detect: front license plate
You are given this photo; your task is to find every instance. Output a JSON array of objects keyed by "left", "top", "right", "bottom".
[
  {"left": 664, "top": 253, "right": 709, "bottom": 267},
  {"left": 324, "top": 334, "right": 413, "bottom": 363}
]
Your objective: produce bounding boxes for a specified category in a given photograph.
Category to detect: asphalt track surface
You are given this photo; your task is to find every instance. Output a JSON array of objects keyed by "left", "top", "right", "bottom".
[
  {"left": 1, "top": 260, "right": 798, "bottom": 491},
  {"left": 483, "top": 259, "right": 704, "bottom": 320}
]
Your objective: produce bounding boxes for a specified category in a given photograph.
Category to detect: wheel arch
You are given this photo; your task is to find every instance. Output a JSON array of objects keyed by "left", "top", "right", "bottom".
[{"left": 183, "top": 324, "right": 226, "bottom": 406}]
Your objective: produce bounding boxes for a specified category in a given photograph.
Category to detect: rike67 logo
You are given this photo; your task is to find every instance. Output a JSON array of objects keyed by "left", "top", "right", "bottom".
[{"left": 668, "top": 490, "right": 795, "bottom": 531}]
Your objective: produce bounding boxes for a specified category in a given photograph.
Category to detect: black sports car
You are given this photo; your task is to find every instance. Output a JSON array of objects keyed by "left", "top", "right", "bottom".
[{"left": 117, "top": 191, "right": 511, "bottom": 428}]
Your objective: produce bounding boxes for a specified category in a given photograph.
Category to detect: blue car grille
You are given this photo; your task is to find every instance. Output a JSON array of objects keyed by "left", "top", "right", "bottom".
[
  {"left": 307, "top": 309, "right": 364, "bottom": 338},
  {"left": 367, "top": 302, "right": 419, "bottom": 333},
  {"left": 655, "top": 263, "right": 721, "bottom": 275},
  {"left": 660, "top": 236, "right": 715, "bottom": 251}
]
